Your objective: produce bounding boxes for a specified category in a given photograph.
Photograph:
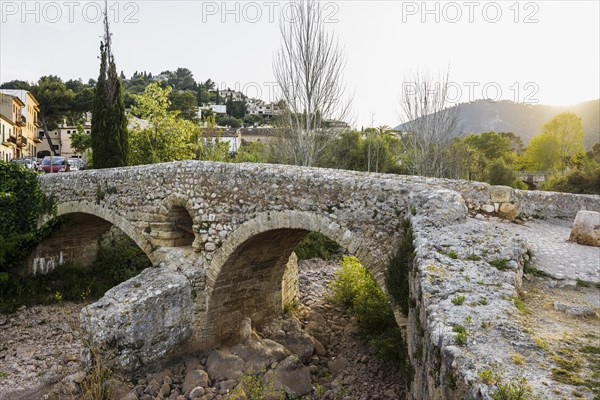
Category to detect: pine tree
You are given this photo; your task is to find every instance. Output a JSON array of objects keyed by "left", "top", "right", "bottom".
[{"left": 91, "top": 2, "right": 128, "bottom": 169}]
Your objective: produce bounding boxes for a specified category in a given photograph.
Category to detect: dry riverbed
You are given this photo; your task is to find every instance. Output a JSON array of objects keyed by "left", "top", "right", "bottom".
[{"left": 0, "top": 259, "right": 406, "bottom": 400}]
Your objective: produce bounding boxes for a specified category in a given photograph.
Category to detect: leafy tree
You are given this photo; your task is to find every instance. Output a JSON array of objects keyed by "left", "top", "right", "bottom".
[
  {"left": 486, "top": 158, "right": 518, "bottom": 186},
  {"left": 0, "top": 80, "right": 32, "bottom": 91},
  {"left": 165, "top": 68, "right": 197, "bottom": 91},
  {"left": 234, "top": 142, "right": 268, "bottom": 163},
  {"left": 524, "top": 112, "right": 585, "bottom": 173},
  {"left": 70, "top": 124, "right": 92, "bottom": 155},
  {"left": 31, "top": 76, "right": 75, "bottom": 130},
  {"left": 91, "top": 6, "right": 128, "bottom": 168},
  {"left": 128, "top": 82, "right": 199, "bottom": 165},
  {"left": 499, "top": 132, "right": 525, "bottom": 155},
  {"left": 463, "top": 132, "right": 514, "bottom": 162},
  {"left": 168, "top": 90, "right": 198, "bottom": 122},
  {"left": 216, "top": 116, "right": 242, "bottom": 128}
]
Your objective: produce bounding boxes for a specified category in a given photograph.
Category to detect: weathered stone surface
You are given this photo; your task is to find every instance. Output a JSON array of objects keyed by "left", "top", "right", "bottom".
[
  {"left": 80, "top": 267, "right": 193, "bottom": 372},
  {"left": 569, "top": 210, "right": 600, "bottom": 247},
  {"left": 182, "top": 369, "right": 210, "bottom": 394},
  {"left": 266, "top": 355, "right": 312, "bottom": 397},
  {"left": 205, "top": 350, "right": 244, "bottom": 382}
]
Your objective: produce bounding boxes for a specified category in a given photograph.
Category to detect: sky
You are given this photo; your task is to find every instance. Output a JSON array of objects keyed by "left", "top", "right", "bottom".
[{"left": 1, "top": 0, "right": 599, "bottom": 128}]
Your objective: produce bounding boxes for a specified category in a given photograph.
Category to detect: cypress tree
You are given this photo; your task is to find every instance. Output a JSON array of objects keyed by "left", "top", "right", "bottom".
[{"left": 91, "top": 3, "right": 128, "bottom": 169}]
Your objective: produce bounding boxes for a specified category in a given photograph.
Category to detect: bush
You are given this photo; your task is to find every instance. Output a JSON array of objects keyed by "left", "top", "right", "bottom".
[
  {"left": 294, "top": 232, "right": 341, "bottom": 261},
  {"left": 329, "top": 256, "right": 411, "bottom": 377}
]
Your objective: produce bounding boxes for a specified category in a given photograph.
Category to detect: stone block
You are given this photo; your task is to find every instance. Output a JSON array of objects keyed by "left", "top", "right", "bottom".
[
  {"left": 81, "top": 267, "right": 193, "bottom": 372},
  {"left": 490, "top": 186, "right": 512, "bottom": 203},
  {"left": 569, "top": 210, "right": 600, "bottom": 247}
]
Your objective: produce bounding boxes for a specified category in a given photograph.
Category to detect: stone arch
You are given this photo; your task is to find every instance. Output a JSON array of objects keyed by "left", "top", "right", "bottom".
[
  {"left": 156, "top": 194, "right": 197, "bottom": 248},
  {"left": 39, "top": 201, "right": 155, "bottom": 264},
  {"left": 204, "top": 210, "right": 396, "bottom": 342}
]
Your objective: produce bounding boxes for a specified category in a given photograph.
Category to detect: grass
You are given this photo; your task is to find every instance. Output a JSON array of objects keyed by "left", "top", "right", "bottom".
[
  {"left": 453, "top": 325, "right": 467, "bottom": 346},
  {"left": 491, "top": 377, "right": 536, "bottom": 400},
  {"left": 452, "top": 295, "right": 466, "bottom": 306},
  {"left": 490, "top": 258, "right": 508, "bottom": 271},
  {"left": 534, "top": 338, "right": 549, "bottom": 351},
  {"left": 511, "top": 353, "right": 525, "bottom": 365},
  {"left": 513, "top": 297, "right": 527, "bottom": 314},
  {"left": 448, "top": 251, "right": 458, "bottom": 259}
]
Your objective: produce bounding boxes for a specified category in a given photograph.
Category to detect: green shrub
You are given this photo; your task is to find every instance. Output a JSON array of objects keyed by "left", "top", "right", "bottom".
[
  {"left": 329, "top": 256, "right": 411, "bottom": 378},
  {"left": 492, "top": 377, "right": 537, "bottom": 400},
  {"left": 452, "top": 295, "right": 466, "bottom": 305},
  {"left": 294, "top": 232, "right": 341, "bottom": 260}
]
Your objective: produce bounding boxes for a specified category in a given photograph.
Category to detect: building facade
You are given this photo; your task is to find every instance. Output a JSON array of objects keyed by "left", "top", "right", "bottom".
[
  {"left": 0, "top": 90, "right": 41, "bottom": 159},
  {"left": 0, "top": 93, "right": 25, "bottom": 161}
]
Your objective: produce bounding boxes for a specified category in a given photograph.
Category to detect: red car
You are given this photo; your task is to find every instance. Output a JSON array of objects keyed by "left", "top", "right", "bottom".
[{"left": 40, "top": 156, "right": 67, "bottom": 173}]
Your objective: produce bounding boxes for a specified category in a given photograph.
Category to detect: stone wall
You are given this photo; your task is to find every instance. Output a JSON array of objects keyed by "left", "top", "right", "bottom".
[
  {"left": 282, "top": 252, "right": 300, "bottom": 308},
  {"left": 25, "top": 213, "right": 113, "bottom": 275}
]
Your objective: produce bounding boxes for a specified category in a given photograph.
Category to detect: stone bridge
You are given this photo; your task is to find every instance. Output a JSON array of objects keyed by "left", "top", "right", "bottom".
[{"left": 31, "top": 161, "right": 600, "bottom": 399}]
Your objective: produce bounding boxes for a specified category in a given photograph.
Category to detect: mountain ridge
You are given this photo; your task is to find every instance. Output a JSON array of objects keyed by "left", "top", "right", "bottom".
[{"left": 394, "top": 99, "right": 600, "bottom": 147}]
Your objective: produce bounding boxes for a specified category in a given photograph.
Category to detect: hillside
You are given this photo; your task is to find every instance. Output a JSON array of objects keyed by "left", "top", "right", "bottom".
[{"left": 394, "top": 99, "right": 600, "bottom": 147}]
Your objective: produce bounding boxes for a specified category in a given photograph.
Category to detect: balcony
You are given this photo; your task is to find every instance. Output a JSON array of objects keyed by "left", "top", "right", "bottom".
[
  {"left": 16, "top": 114, "right": 26, "bottom": 127},
  {"left": 18, "top": 136, "right": 27, "bottom": 147},
  {"left": 2, "top": 135, "right": 17, "bottom": 147}
]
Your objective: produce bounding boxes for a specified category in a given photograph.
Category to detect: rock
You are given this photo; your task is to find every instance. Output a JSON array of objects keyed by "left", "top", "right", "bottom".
[
  {"left": 499, "top": 203, "right": 516, "bottom": 220},
  {"left": 554, "top": 301, "right": 597, "bottom": 317},
  {"left": 384, "top": 389, "right": 397, "bottom": 398},
  {"left": 281, "top": 331, "right": 315, "bottom": 363},
  {"left": 183, "top": 369, "right": 210, "bottom": 393},
  {"left": 490, "top": 186, "right": 512, "bottom": 203},
  {"left": 409, "top": 189, "right": 468, "bottom": 225},
  {"left": 80, "top": 268, "right": 193, "bottom": 372},
  {"left": 206, "top": 350, "right": 244, "bottom": 382},
  {"left": 266, "top": 355, "right": 312, "bottom": 398},
  {"left": 121, "top": 392, "right": 138, "bottom": 400},
  {"left": 327, "top": 356, "right": 349, "bottom": 376},
  {"left": 231, "top": 338, "right": 288, "bottom": 373},
  {"left": 237, "top": 317, "right": 252, "bottom": 343},
  {"left": 188, "top": 386, "right": 205, "bottom": 398},
  {"left": 569, "top": 210, "right": 600, "bottom": 247}
]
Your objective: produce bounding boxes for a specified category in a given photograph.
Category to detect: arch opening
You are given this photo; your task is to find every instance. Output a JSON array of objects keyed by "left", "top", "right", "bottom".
[
  {"left": 1, "top": 212, "right": 153, "bottom": 312},
  {"left": 208, "top": 228, "right": 310, "bottom": 340},
  {"left": 166, "top": 205, "right": 195, "bottom": 247}
]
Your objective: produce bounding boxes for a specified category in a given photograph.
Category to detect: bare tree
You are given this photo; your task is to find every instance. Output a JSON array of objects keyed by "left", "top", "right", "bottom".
[
  {"left": 399, "top": 69, "right": 459, "bottom": 178},
  {"left": 272, "top": 0, "right": 351, "bottom": 167}
]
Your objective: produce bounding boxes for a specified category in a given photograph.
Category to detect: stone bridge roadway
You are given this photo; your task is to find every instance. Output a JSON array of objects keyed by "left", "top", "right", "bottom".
[{"left": 31, "top": 161, "right": 600, "bottom": 399}]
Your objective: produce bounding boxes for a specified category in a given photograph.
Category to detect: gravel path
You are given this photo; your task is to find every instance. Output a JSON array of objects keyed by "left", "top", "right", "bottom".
[{"left": 490, "top": 218, "right": 600, "bottom": 284}]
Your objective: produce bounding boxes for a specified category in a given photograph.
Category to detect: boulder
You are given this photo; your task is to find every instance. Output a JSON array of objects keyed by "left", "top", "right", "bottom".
[
  {"left": 206, "top": 350, "right": 244, "bottom": 382},
  {"left": 182, "top": 369, "right": 210, "bottom": 394},
  {"left": 80, "top": 267, "right": 193, "bottom": 372},
  {"left": 569, "top": 210, "right": 600, "bottom": 247},
  {"left": 265, "top": 355, "right": 312, "bottom": 398}
]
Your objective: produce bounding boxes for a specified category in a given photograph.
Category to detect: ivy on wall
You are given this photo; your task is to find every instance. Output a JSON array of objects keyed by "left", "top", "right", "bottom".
[{"left": 0, "top": 161, "right": 57, "bottom": 272}]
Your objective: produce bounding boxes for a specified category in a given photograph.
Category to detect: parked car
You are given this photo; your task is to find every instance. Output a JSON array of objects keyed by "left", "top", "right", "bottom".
[
  {"left": 68, "top": 158, "right": 85, "bottom": 171},
  {"left": 40, "top": 156, "right": 67, "bottom": 173},
  {"left": 10, "top": 158, "right": 37, "bottom": 170}
]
